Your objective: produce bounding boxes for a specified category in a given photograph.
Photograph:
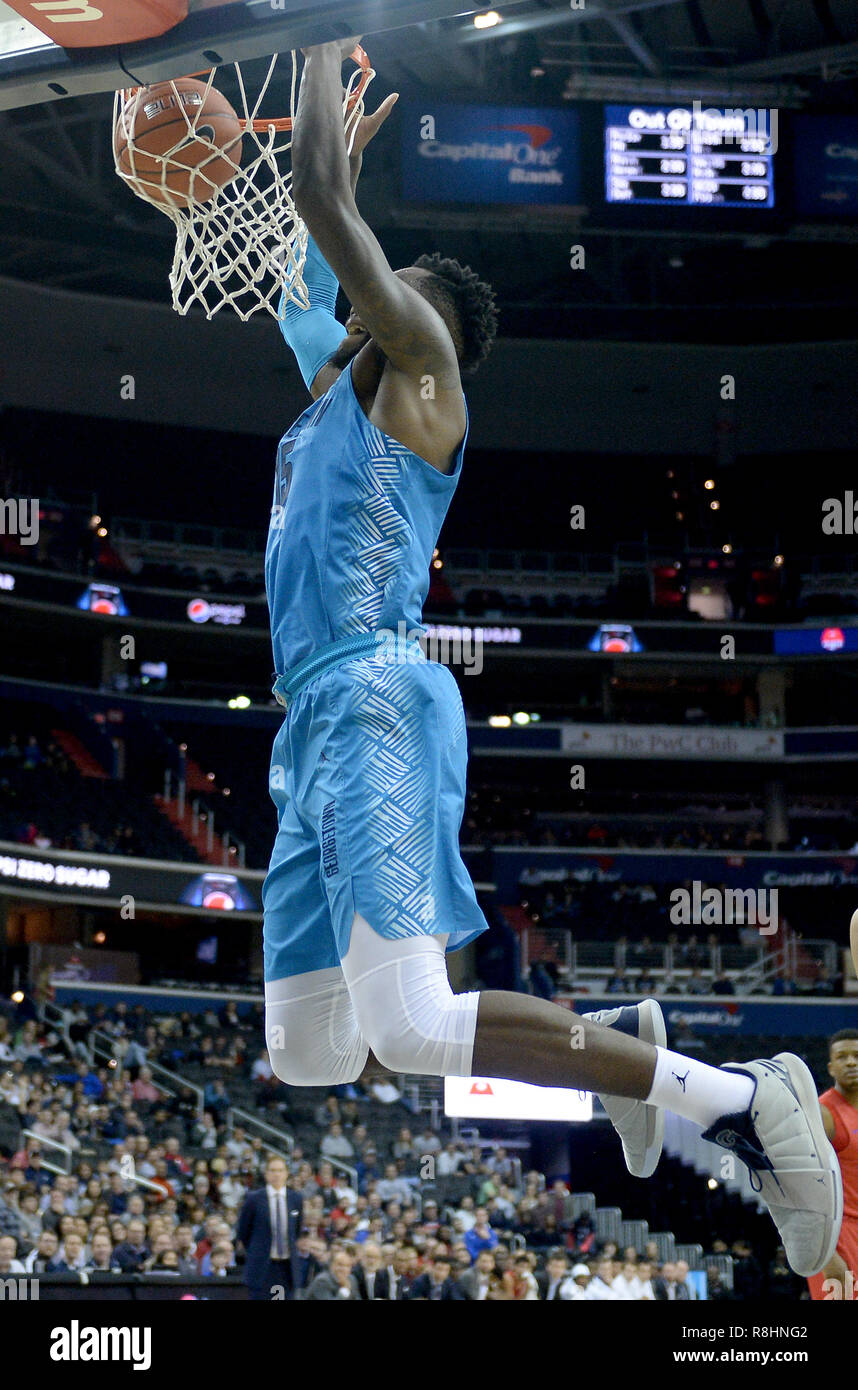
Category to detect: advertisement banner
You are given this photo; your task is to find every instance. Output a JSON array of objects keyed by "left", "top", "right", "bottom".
[
  {"left": 401, "top": 102, "right": 581, "bottom": 206},
  {"left": 559, "top": 995, "right": 858, "bottom": 1037},
  {"left": 494, "top": 847, "right": 858, "bottom": 899},
  {"left": 0, "top": 841, "right": 487, "bottom": 915},
  {"left": 29, "top": 943, "right": 140, "bottom": 985},
  {"left": 561, "top": 724, "right": 784, "bottom": 760},
  {"left": 444, "top": 1075, "right": 592, "bottom": 1122},
  {"left": 0, "top": 841, "right": 263, "bottom": 915},
  {"left": 774, "top": 625, "right": 858, "bottom": 654},
  {"left": 0, "top": 562, "right": 265, "bottom": 629},
  {"left": 794, "top": 115, "right": 858, "bottom": 217}
]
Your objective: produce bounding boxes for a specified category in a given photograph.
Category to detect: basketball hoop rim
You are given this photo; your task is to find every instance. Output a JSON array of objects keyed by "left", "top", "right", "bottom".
[{"left": 118, "top": 45, "right": 372, "bottom": 134}]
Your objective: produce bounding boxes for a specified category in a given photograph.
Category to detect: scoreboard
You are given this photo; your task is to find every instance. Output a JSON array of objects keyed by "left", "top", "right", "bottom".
[{"left": 605, "top": 104, "right": 776, "bottom": 208}]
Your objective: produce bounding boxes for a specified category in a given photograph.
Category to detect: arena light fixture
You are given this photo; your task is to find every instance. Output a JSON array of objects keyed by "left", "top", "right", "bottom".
[
  {"left": 10, "top": 990, "right": 23, "bottom": 1004},
  {"left": 710, "top": 500, "right": 720, "bottom": 511},
  {"left": 704, "top": 479, "right": 715, "bottom": 490},
  {"left": 512, "top": 712, "right": 530, "bottom": 725},
  {"left": 489, "top": 714, "right": 512, "bottom": 728},
  {"left": 473, "top": 11, "right": 502, "bottom": 29},
  {"left": 773, "top": 554, "right": 784, "bottom": 567},
  {"left": 722, "top": 544, "right": 733, "bottom": 555}
]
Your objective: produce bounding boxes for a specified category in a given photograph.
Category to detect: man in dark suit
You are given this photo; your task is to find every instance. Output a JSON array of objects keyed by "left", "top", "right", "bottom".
[
  {"left": 352, "top": 1241, "right": 393, "bottom": 1300},
  {"left": 536, "top": 1249, "right": 572, "bottom": 1300},
  {"left": 305, "top": 1244, "right": 360, "bottom": 1300},
  {"left": 672, "top": 1259, "right": 696, "bottom": 1300},
  {"left": 236, "top": 1155, "right": 301, "bottom": 1300},
  {"left": 454, "top": 1248, "right": 499, "bottom": 1300},
  {"left": 408, "top": 1253, "right": 460, "bottom": 1300},
  {"left": 293, "top": 1231, "right": 325, "bottom": 1297},
  {"left": 113, "top": 1219, "right": 150, "bottom": 1273},
  {"left": 652, "top": 1261, "right": 678, "bottom": 1301}
]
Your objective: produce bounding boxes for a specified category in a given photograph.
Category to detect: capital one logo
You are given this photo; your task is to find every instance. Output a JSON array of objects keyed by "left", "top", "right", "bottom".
[
  {"left": 30, "top": 2, "right": 104, "bottom": 22},
  {"left": 489, "top": 123, "right": 561, "bottom": 167}
]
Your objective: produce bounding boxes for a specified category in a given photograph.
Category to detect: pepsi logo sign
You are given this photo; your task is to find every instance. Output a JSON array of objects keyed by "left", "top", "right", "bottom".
[
  {"left": 186, "top": 599, "right": 246, "bottom": 626},
  {"left": 821, "top": 626, "right": 845, "bottom": 652}
]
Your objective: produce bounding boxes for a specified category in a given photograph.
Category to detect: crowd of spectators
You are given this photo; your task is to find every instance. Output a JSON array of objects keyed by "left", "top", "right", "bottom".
[
  {"left": 515, "top": 875, "right": 844, "bottom": 997},
  {"left": 0, "top": 724, "right": 197, "bottom": 863},
  {"left": 0, "top": 998, "right": 809, "bottom": 1301},
  {"left": 463, "top": 782, "right": 858, "bottom": 855},
  {"left": 0, "top": 730, "right": 145, "bottom": 856},
  {"left": 0, "top": 732, "right": 66, "bottom": 851},
  {"left": 4, "top": 721, "right": 858, "bottom": 872},
  {"left": 464, "top": 809, "right": 778, "bottom": 853}
]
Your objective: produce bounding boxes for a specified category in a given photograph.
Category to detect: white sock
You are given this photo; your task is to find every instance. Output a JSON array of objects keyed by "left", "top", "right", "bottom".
[{"left": 645, "top": 1047, "right": 755, "bottom": 1130}]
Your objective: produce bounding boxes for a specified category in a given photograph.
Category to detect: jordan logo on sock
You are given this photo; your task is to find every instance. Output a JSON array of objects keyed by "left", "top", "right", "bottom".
[{"left": 673, "top": 1070, "right": 690, "bottom": 1092}]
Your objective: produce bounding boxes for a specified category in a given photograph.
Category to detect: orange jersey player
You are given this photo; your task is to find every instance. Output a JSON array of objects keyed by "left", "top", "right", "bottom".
[{"left": 808, "top": 910, "right": 858, "bottom": 1300}]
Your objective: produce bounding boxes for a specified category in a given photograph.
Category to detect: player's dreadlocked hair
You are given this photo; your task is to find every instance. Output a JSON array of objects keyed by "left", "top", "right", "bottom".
[{"left": 412, "top": 252, "right": 498, "bottom": 376}]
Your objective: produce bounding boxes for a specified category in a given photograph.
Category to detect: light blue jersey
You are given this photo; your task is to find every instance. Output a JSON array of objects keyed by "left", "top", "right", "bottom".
[
  {"left": 262, "top": 352, "right": 490, "bottom": 979},
  {"left": 265, "top": 358, "right": 469, "bottom": 677}
]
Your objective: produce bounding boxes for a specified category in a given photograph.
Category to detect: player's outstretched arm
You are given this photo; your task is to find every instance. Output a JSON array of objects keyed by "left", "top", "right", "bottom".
[
  {"left": 292, "top": 42, "right": 462, "bottom": 395},
  {"left": 278, "top": 234, "right": 344, "bottom": 399},
  {"left": 851, "top": 907, "right": 858, "bottom": 979},
  {"left": 279, "top": 113, "right": 388, "bottom": 401}
]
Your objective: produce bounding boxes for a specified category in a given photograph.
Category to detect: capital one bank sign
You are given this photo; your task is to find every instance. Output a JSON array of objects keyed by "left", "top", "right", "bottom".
[{"left": 402, "top": 103, "right": 581, "bottom": 206}]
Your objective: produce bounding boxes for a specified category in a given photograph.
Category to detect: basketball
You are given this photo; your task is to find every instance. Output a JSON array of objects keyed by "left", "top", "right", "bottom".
[{"left": 114, "top": 76, "right": 244, "bottom": 208}]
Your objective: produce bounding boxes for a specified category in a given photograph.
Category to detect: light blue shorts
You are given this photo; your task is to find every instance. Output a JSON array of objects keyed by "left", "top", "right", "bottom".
[{"left": 262, "top": 648, "right": 490, "bottom": 983}]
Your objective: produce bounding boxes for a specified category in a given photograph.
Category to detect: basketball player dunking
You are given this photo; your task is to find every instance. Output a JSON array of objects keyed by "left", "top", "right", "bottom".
[{"left": 262, "top": 36, "right": 842, "bottom": 1280}]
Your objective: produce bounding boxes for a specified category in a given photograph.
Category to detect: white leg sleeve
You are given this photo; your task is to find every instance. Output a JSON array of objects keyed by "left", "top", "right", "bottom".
[
  {"left": 341, "top": 913, "right": 480, "bottom": 1077},
  {"left": 265, "top": 967, "right": 369, "bottom": 1087}
]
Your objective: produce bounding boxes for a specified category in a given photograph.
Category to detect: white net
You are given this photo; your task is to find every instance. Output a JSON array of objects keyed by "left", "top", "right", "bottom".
[{"left": 112, "top": 50, "right": 374, "bottom": 321}]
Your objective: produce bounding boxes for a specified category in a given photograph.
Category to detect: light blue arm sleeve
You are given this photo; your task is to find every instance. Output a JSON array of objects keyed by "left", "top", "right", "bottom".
[{"left": 278, "top": 234, "right": 345, "bottom": 391}]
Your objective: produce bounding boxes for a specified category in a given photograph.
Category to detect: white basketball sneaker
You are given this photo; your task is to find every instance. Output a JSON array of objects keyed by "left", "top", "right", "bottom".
[
  {"left": 701, "top": 1053, "right": 842, "bottom": 1277},
  {"left": 582, "top": 1000, "right": 666, "bottom": 1179}
]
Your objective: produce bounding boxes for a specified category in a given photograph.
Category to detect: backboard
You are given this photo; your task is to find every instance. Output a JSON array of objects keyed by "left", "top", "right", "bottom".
[{"left": 0, "top": 0, "right": 484, "bottom": 112}]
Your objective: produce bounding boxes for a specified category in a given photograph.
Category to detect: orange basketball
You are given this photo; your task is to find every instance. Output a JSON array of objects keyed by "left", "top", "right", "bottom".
[{"left": 115, "top": 76, "right": 244, "bottom": 209}]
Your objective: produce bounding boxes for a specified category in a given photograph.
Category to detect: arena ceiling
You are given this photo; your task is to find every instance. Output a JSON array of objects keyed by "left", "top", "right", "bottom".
[{"left": 0, "top": 0, "right": 856, "bottom": 333}]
